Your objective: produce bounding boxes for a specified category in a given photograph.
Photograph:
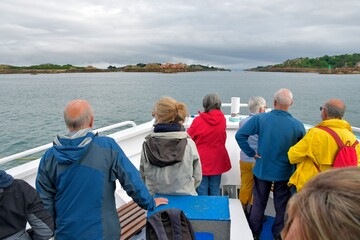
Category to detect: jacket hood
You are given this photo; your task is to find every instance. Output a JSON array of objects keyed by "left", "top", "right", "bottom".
[
  {"left": 199, "top": 109, "right": 225, "bottom": 126},
  {"left": 143, "top": 133, "right": 188, "bottom": 168},
  {"left": 0, "top": 170, "right": 13, "bottom": 188},
  {"left": 52, "top": 128, "right": 96, "bottom": 164}
]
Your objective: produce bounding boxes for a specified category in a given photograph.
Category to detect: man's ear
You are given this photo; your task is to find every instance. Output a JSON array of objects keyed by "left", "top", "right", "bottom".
[{"left": 89, "top": 116, "right": 94, "bottom": 128}]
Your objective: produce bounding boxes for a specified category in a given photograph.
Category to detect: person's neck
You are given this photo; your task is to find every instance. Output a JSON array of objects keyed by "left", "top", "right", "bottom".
[
  {"left": 66, "top": 128, "right": 92, "bottom": 138},
  {"left": 275, "top": 106, "right": 289, "bottom": 111}
]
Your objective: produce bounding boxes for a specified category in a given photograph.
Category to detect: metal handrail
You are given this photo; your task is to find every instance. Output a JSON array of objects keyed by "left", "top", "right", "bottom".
[
  {"left": 222, "top": 99, "right": 360, "bottom": 135},
  {"left": 0, "top": 121, "right": 137, "bottom": 165},
  {"left": 352, "top": 126, "right": 360, "bottom": 133}
]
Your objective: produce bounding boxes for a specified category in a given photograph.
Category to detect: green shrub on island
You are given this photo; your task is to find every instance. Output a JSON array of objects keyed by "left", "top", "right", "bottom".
[
  {"left": 254, "top": 53, "right": 360, "bottom": 70},
  {"left": 9, "top": 64, "right": 84, "bottom": 70}
]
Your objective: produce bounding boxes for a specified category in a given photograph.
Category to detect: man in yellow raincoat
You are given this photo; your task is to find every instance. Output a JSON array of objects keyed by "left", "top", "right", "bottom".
[{"left": 288, "top": 99, "right": 360, "bottom": 192}]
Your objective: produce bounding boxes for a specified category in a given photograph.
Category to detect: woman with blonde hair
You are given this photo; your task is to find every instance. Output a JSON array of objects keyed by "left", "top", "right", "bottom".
[
  {"left": 140, "top": 96, "right": 202, "bottom": 196},
  {"left": 282, "top": 167, "right": 360, "bottom": 240}
]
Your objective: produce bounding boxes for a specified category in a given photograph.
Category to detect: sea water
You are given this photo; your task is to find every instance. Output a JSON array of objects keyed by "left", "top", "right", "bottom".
[{"left": 1, "top": 71, "right": 359, "bottom": 161}]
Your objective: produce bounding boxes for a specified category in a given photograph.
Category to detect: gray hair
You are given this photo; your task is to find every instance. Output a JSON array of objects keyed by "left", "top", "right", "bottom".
[
  {"left": 64, "top": 100, "right": 93, "bottom": 130},
  {"left": 325, "top": 102, "right": 346, "bottom": 119},
  {"left": 203, "top": 93, "right": 222, "bottom": 112},
  {"left": 274, "top": 88, "right": 293, "bottom": 106},
  {"left": 248, "top": 96, "right": 266, "bottom": 114}
]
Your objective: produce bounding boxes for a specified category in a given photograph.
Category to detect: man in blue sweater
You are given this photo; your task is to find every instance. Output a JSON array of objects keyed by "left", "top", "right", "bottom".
[
  {"left": 36, "top": 99, "right": 168, "bottom": 240},
  {"left": 235, "top": 89, "right": 305, "bottom": 240}
]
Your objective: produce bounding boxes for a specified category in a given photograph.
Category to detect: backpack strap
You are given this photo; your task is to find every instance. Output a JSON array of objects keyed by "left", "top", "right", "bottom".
[
  {"left": 312, "top": 126, "right": 340, "bottom": 172},
  {"left": 317, "top": 126, "right": 359, "bottom": 147},
  {"left": 311, "top": 160, "right": 321, "bottom": 172},
  {"left": 166, "top": 209, "right": 184, "bottom": 240},
  {"left": 146, "top": 211, "right": 168, "bottom": 240},
  {"left": 317, "top": 126, "right": 344, "bottom": 147}
]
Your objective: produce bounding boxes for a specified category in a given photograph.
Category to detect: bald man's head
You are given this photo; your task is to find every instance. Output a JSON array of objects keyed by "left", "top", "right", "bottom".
[
  {"left": 273, "top": 88, "right": 293, "bottom": 111},
  {"left": 64, "top": 99, "right": 94, "bottom": 131},
  {"left": 323, "top": 99, "right": 346, "bottom": 120}
]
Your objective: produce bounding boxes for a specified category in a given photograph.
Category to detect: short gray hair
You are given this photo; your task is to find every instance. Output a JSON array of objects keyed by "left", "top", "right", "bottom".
[
  {"left": 248, "top": 96, "right": 266, "bottom": 114},
  {"left": 64, "top": 100, "right": 93, "bottom": 130},
  {"left": 274, "top": 88, "right": 293, "bottom": 106},
  {"left": 325, "top": 102, "right": 346, "bottom": 119},
  {"left": 203, "top": 93, "right": 222, "bottom": 112}
]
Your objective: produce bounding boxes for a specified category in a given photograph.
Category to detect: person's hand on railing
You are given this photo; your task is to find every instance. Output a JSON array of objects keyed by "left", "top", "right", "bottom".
[{"left": 154, "top": 197, "right": 169, "bottom": 207}]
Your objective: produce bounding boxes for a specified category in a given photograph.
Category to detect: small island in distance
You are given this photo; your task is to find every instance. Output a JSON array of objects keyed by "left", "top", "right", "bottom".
[
  {"left": 246, "top": 53, "right": 360, "bottom": 74},
  {"left": 0, "top": 63, "right": 230, "bottom": 74}
]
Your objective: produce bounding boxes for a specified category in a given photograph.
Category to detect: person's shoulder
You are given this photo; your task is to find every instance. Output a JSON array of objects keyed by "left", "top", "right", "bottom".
[
  {"left": 92, "top": 135, "right": 121, "bottom": 150},
  {"left": 186, "top": 137, "right": 200, "bottom": 156},
  {"left": 191, "top": 115, "right": 204, "bottom": 123},
  {"left": 292, "top": 117, "right": 304, "bottom": 125},
  {"left": 93, "top": 135, "right": 116, "bottom": 144},
  {"left": 186, "top": 135, "right": 196, "bottom": 144},
  {"left": 294, "top": 119, "right": 306, "bottom": 132},
  {"left": 240, "top": 115, "right": 251, "bottom": 122},
  {"left": 211, "top": 109, "right": 225, "bottom": 116},
  {"left": 43, "top": 145, "right": 57, "bottom": 156},
  {"left": 13, "top": 179, "right": 36, "bottom": 192}
]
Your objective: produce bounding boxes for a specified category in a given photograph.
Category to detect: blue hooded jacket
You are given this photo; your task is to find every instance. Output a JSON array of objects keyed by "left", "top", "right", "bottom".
[{"left": 36, "top": 129, "right": 155, "bottom": 240}]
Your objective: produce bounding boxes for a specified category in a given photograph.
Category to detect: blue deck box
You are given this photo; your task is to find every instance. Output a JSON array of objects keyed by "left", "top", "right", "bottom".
[{"left": 147, "top": 195, "right": 230, "bottom": 240}]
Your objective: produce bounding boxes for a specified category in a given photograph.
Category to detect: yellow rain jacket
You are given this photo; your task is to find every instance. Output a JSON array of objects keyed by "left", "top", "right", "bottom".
[{"left": 288, "top": 119, "right": 360, "bottom": 191}]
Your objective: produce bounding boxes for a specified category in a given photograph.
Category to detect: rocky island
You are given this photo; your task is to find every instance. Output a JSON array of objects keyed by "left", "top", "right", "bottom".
[
  {"left": 0, "top": 63, "right": 230, "bottom": 74},
  {"left": 246, "top": 53, "right": 360, "bottom": 74}
]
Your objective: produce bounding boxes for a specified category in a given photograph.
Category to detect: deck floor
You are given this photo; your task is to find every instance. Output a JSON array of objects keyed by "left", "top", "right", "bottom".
[{"left": 229, "top": 199, "right": 253, "bottom": 239}]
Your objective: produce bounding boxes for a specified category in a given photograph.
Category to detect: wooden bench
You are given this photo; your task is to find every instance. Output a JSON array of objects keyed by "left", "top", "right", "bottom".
[{"left": 118, "top": 200, "right": 147, "bottom": 240}]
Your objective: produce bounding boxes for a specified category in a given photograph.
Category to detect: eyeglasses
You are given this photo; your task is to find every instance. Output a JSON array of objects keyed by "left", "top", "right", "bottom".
[{"left": 320, "top": 106, "right": 326, "bottom": 111}]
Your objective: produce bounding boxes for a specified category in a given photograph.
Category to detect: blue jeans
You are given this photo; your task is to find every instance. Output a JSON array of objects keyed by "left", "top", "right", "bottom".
[
  {"left": 196, "top": 175, "right": 221, "bottom": 196},
  {"left": 249, "top": 176, "right": 291, "bottom": 237}
]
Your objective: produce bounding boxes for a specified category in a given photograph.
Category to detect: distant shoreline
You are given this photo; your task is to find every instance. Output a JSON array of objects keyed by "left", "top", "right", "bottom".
[
  {"left": 246, "top": 53, "right": 360, "bottom": 74},
  {"left": 245, "top": 67, "right": 360, "bottom": 74},
  {"left": 0, "top": 63, "right": 231, "bottom": 74},
  {"left": 0, "top": 68, "right": 232, "bottom": 74}
]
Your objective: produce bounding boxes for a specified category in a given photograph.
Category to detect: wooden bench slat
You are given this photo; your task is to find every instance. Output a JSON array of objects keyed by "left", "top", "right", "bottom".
[
  {"left": 120, "top": 218, "right": 146, "bottom": 240},
  {"left": 120, "top": 210, "right": 145, "bottom": 226},
  {"left": 118, "top": 201, "right": 138, "bottom": 215},
  {"left": 121, "top": 215, "right": 146, "bottom": 236},
  {"left": 118, "top": 200, "right": 147, "bottom": 240}
]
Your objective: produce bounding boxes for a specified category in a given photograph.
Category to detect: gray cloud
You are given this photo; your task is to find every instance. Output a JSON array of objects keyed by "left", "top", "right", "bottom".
[{"left": 0, "top": 0, "right": 359, "bottom": 69}]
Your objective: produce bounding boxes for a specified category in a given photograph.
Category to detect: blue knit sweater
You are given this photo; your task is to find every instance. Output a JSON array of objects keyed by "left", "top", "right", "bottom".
[{"left": 235, "top": 110, "right": 305, "bottom": 181}]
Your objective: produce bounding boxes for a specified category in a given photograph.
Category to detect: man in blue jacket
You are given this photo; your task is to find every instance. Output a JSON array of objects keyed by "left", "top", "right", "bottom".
[
  {"left": 36, "top": 99, "right": 168, "bottom": 240},
  {"left": 235, "top": 89, "right": 305, "bottom": 240}
]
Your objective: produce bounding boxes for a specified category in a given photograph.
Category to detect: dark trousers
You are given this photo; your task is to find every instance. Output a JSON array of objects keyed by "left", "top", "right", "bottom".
[{"left": 249, "top": 176, "right": 291, "bottom": 237}]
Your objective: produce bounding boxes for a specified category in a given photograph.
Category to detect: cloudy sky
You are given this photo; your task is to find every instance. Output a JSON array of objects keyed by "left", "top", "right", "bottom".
[{"left": 1, "top": 0, "right": 359, "bottom": 69}]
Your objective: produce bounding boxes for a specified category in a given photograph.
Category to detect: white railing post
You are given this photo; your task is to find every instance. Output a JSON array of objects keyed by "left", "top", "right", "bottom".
[
  {"left": 221, "top": 97, "right": 248, "bottom": 116},
  {"left": 231, "top": 97, "right": 240, "bottom": 117}
]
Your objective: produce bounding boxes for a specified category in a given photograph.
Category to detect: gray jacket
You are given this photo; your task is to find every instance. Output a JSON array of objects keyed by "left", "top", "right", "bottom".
[{"left": 140, "top": 131, "right": 202, "bottom": 196}]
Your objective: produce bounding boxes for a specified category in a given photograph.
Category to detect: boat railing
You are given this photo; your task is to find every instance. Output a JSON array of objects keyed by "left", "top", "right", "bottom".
[
  {"left": 221, "top": 97, "right": 360, "bottom": 138},
  {"left": 352, "top": 126, "right": 360, "bottom": 135},
  {"left": 221, "top": 97, "right": 248, "bottom": 116},
  {"left": 0, "top": 121, "right": 137, "bottom": 165}
]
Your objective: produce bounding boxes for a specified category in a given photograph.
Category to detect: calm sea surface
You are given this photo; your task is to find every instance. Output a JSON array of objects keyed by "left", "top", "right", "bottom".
[{"left": 1, "top": 71, "right": 360, "bottom": 163}]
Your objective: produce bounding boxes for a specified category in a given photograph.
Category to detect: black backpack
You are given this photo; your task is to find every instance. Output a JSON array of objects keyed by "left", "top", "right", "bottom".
[{"left": 146, "top": 208, "right": 195, "bottom": 240}]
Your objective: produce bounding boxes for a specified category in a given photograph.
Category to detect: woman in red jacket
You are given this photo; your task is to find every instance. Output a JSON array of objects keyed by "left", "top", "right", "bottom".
[{"left": 187, "top": 93, "right": 231, "bottom": 195}]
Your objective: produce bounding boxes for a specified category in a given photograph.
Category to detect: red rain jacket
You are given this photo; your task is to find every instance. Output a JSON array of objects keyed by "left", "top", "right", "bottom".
[{"left": 187, "top": 110, "right": 231, "bottom": 175}]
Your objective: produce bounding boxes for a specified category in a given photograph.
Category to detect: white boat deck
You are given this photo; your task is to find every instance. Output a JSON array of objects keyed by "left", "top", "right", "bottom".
[{"left": 229, "top": 199, "right": 253, "bottom": 239}]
